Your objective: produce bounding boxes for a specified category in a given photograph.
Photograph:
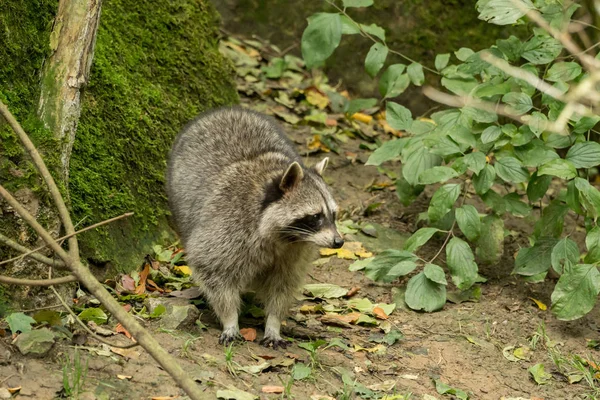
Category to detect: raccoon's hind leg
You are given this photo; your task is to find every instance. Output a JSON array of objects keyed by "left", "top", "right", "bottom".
[{"left": 203, "top": 283, "right": 242, "bottom": 345}]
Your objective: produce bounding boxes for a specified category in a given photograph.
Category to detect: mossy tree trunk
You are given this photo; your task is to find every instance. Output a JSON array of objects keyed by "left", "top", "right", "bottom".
[{"left": 38, "top": 0, "right": 102, "bottom": 183}]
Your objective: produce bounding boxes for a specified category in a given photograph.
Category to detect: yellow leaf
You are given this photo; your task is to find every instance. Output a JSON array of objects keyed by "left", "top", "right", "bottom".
[
  {"left": 306, "top": 91, "right": 330, "bottom": 110},
  {"left": 355, "top": 250, "right": 373, "bottom": 258},
  {"left": 417, "top": 117, "right": 436, "bottom": 125},
  {"left": 336, "top": 248, "right": 358, "bottom": 260},
  {"left": 351, "top": 113, "right": 373, "bottom": 124},
  {"left": 529, "top": 297, "right": 547, "bottom": 311},
  {"left": 320, "top": 248, "right": 338, "bottom": 256},
  {"left": 353, "top": 343, "right": 386, "bottom": 353},
  {"left": 174, "top": 265, "right": 192, "bottom": 276}
]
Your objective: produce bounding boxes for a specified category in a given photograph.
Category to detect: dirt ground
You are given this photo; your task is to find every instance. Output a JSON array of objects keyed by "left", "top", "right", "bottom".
[{"left": 1, "top": 37, "right": 600, "bottom": 400}]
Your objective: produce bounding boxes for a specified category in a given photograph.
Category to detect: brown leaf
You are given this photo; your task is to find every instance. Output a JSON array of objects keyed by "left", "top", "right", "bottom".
[
  {"left": 135, "top": 264, "right": 150, "bottom": 294},
  {"left": 372, "top": 306, "right": 389, "bottom": 320},
  {"left": 240, "top": 328, "right": 257, "bottom": 342},
  {"left": 8, "top": 387, "right": 21, "bottom": 394},
  {"left": 121, "top": 275, "right": 135, "bottom": 292},
  {"left": 262, "top": 386, "right": 284, "bottom": 394},
  {"left": 285, "top": 352, "right": 301, "bottom": 360},
  {"left": 150, "top": 259, "right": 160, "bottom": 270},
  {"left": 117, "top": 375, "right": 132, "bottom": 380},
  {"left": 110, "top": 346, "right": 140, "bottom": 359},
  {"left": 116, "top": 323, "right": 133, "bottom": 339},
  {"left": 320, "top": 314, "right": 355, "bottom": 328},
  {"left": 346, "top": 287, "right": 360, "bottom": 298},
  {"left": 258, "top": 354, "right": 276, "bottom": 360},
  {"left": 146, "top": 279, "right": 164, "bottom": 293},
  {"left": 122, "top": 304, "right": 132, "bottom": 312}
]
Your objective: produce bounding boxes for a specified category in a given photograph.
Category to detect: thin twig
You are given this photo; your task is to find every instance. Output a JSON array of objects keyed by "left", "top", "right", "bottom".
[
  {"left": 0, "top": 99, "right": 80, "bottom": 262},
  {"left": 19, "top": 303, "right": 64, "bottom": 313},
  {"left": 0, "top": 232, "right": 65, "bottom": 268},
  {"left": 0, "top": 275, "right": 77, "bottom": 286},
  {"left": 0, "top": 212, "right": 133, "bottom": 267},
  {"left": 48, "top": 284, "right": 139, "bottom": 349}
]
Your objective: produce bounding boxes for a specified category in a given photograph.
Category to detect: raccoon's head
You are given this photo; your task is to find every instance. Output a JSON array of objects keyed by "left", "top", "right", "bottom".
[{"left": 259, "top": 157, "right": 344, "bottom": 249}]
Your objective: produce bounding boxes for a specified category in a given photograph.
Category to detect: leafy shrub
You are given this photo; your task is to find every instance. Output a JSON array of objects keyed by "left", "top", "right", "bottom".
[{"left": 301, "top": 0, "right": 600, "bottom": 320}]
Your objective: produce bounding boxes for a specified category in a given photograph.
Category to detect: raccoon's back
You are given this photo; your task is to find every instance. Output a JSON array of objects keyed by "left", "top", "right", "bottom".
[{"left": 166, "top": 107, "right": 300, "bottom": 237}]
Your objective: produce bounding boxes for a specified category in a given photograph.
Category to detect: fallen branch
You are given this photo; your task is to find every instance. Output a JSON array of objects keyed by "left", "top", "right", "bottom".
[
  {"left": 0, "top": 99, "right": 209, "bottom": 400},
  {"left": 0, "top": 232, "right": 65, "bottom": 268},
  {"left": 0, "top": 275, "right": 77, "bottom": 286},
  {"left": 0, "top": 212, "right": 133, "bottom": 267}
]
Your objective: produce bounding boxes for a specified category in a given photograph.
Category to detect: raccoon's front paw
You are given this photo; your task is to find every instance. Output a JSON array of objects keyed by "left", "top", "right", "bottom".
[
  {"left": 219, "top": 329, "right": 242, "bottom": 346},
  {"left": 260, "top": 335, "right": 289, "bottom": 350}
]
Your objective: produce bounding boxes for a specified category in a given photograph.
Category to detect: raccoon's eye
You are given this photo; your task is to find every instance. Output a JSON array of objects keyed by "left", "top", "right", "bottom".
[{"left": 311, "top": 212, "right": 323, "bottom": 221}]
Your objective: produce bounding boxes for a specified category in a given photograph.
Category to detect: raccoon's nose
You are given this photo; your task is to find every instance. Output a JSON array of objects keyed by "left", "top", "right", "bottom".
[{"left": 332, "top": 237, "right": 344, "bottom": 249}]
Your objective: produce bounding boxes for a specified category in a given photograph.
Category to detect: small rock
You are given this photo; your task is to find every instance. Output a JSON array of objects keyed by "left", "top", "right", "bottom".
[
  {"left": 14, "top": 328, "right": 56, "bottom": 356},
  {"left": 144, "top": 297, "right": 200, "bottom": 330},
  {"left": 0, "top": 342, "right": 11, "bottom": 365},
  {"left": 0, "top": 388, "right": 11, "bottom": 399}
]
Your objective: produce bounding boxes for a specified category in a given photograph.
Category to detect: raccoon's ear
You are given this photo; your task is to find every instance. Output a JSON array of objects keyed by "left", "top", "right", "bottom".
[
  {"left": 280, "top": 162, "right": 304, "bottom": 191},
  {"left": 313, "top": 157, "right": 329, "bottom": 176}
]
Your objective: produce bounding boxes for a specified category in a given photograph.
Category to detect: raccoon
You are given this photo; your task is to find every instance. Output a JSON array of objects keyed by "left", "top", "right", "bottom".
[{"left": 166, "top": 106, "right": 343, "bottom": 348}]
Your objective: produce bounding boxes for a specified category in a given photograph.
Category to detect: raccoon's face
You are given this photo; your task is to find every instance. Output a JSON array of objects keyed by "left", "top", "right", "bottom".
[{"left": 260, "top": 158, "right": 344, "bottom": 249}]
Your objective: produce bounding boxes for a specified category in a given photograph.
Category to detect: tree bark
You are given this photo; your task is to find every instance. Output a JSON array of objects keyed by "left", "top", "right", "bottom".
[{"left": 38, "top": 0, "right": 102, "bottom": 183}]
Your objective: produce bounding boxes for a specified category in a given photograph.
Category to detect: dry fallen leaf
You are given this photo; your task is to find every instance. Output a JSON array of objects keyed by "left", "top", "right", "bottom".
[
  {"left": 121, "top": 275, "right": 135, "bottom": 292},
  {"left": 110, "top": 346, "right": 140, "bottom": 359},
  {"left": 174, "top": 265, "right": 192, "bottom": 276},
  {"left": 307, "top": 135, "right": 331, "bottom": 153},
  {"left": 134, "top": 264, "right": 150, "bottom": 295},
  {"left": 351, "top": 113, "right": 373, "bottom": 124},
  {"left": 151, "top": 397, "right": 178, "bottom": 400},
  {"left": 372, "top": 306, "right": 389, "bottom": 320},
  {"left": 146, "top": 279, "right": 164, "bottom": 293},
  {"left": 117, "top": 374, "right": 132, "bottom": 380},
  {"left": 346, "top": 287, "right": 360, "bottom": 297},
  {"left": 262, "top": 386, "right": 285, "bottom": 394},
  {"left": 529, "top": 297, "right": 547, "bottom": 311},
  {"left": 306, "top": 90, "right": 330, "bottom": 110},
  {"left": 116, "top": 323, "right": 133, "bottom": 339},
  {"left": 285, "top": 352, "right": 301, "bottom": 360},
  {"left": 8, "top": 387, "right": 21, "bottom": 394},
  {"left": 240, "top": 328, "right": 257, "bottom": 342}
]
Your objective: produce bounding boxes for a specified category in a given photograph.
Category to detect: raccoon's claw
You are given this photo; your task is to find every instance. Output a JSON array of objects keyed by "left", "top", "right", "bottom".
[
  {"left": 260, "top": 336, "right": 289, "bottom": 350},
  {"left": 219, "top": 330, "right": 243, "bottom": 346}
]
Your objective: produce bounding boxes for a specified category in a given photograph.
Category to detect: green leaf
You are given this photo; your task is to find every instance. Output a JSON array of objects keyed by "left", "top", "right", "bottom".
[
  {"left": 386, "top": 102, "right": 413, "bottom": 131},
  {"left": 476, "top": 0, "right": 535, "bottom": 25},
  {"left": 303, "top": 283, "right": 348, "bottom": 299},
  {"left": 538, "top": 159, "right": 577, "bottom": 180},
  {"left": 551, "top": 264, "right": 600, "bottom": 320},
  {"left": 363, "top": 250, "right": 418, "bottom": 283},
  {"left": 461, "top": 106, "right": 497, "bottom": 123},
  {"left": 551, "top": 238, "right": 579, "bottom": 275},
  {"left": 435, "top": 53, "right": 450, "bottom": 71},
  {"left": 418, "top": 166, "right": 459, "bottom": 184},
  {"left": 523, "top": 111, "right": 548, "bottom": 137},
  {"left": 481, "top": 126, "right": 502, "bottom": 144},
  {"left": 528, "top": 363, "right": 552, "bottom": 385},
  {"left": 5, "top": 312, "right": 37, "bottom": 333},
  {"left": 365, "top": 138, "right": 406, "bottom": 166},
  {"left": 441, "top": 77, "right": 478, "bottom": 95},
  {"left": 502, "top": 92, "right": 533, "bottom": 115},
  {"left": 455, "top": 205, "right": 481, "bottom": 242},
  {"left": 513, "top": 238, "right": 558, "bottom": 276},
  {"left": 434, "top": 378, "right": 469, "bottom": 400},
  {"left": 504, "top": 193, "right": 531, "bottom": 217},
  {"left": 424, "top": 263, "right": 447, "bottom": 285},
  {"left": 405, "top": 272, "right": 446, "bottom": 312},
  {"left": 495, "top": 157, "right": 529, "bottom": 183},
  {"left": 407, "top": 63, "right": 424, "bottom": 86},
  {"left": 463, "top": 152, "right": 486, "bottom": 174},
  {"left": 428, "top": 184, "right": 461, "bottom": 222},
  {"left": 566, "top": 142, "right": 600, "bottom": 169},
  {"left": 360, "top": 23, "right": 385, "bottom": 41},
  {"left": 79, "top": 308, "right": 109, "bottom": 325},
  {"left": 150, "top": 304, "right": 166, "bottom": 318},
  {"left": 515, "top": 140, "right": 560, "bottom": 167},
  {"left": 301, "top": 13, "right": 342, "bottom": 69},
  {"left": 533, "top": 200, "right": 569, "bottom": 239},
  {"left": 545, "top": 61, "right": 581, "bottom": 82},
  {"left": 403, "top": 227, "right": 440, "bottom": 253},
  {"left": 454, "top": 47, "right": 474, "bottom": 61},
  {"left": 567, "top": 179, "right": 585, "bottom": 215},
  {"left": 475, "top": 215, "right": 504, "bottom": 264},
  {"left": 365, "top": 43, "right": 388, "bottom": 77},
  {"left": 402, "top": 145, "right": 442, "bottom": 186},
  {"left": 395, "top": 178, "right": 425, "bottom": 206},
  {"left": 585, "top": 227, "right": 600, "bottom": 263},
  {"left": 522, "top": 35, "right": 563, "bottom": 65},
  {"left": 339, "top": 15, "right": 361, "bottom": 35},
  {"left": 379, "top": 65, "right": 409, "bottom": 98},
  {"left": 346, "top": 98, "right": 378, "bottom": 115},
  {"left": 342, "top": 0, "right": 373, "bottom": 7},
  {"left": 572, "top": 116, "right": 600, "bottom": 134},
  {"left": 527, "top": 172, "right": 552, "bottom": 202},
  {"left": 497, "top": 35, "right": 523, "bottom": 61},
  {"left": 481, "top": 189, "right": 507, "bottom": 215},
  {"left": 292, "top": 363, "right": 312, "bottom": 380},
  {"left": 473, "top": 164, "right": 496, "bottom": 195},
  {"left": 574, "top": 178, "right": 600, "bottom": 220},
  {"left": 446, "top": 237, "right": 479, "bottom": 290}
]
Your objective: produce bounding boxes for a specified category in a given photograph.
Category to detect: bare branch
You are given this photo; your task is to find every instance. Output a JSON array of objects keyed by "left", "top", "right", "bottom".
[
  {"left": 0, "top": 99, "right": 80, "bottom": 262},
  {"left": 0, "top": 232, "right": 66, "bottom": 268},
  {"left": 0, "top": 275, "right": 77, "bottom": 286},
  {"left": 49, "top": 284, "right": 139, "bottom": 349},
  {"left": 0, "top": 212, "right": 133, "bottom": 267}
]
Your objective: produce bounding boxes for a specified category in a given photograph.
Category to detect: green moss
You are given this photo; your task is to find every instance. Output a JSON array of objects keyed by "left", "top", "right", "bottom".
[{"left": 70, "top": 0, "right": 238, "bottom": 270}]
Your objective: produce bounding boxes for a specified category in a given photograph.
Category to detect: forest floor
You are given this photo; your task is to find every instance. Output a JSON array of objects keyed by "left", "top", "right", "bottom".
[{"left": 1, "top": 36, "right": 600, "bottom": 400}]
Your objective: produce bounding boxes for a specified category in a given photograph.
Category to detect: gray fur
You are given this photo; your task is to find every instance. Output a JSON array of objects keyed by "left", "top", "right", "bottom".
[{"left": 166, "top": 106, "right": 342, "bottom": 347}]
